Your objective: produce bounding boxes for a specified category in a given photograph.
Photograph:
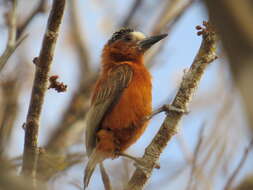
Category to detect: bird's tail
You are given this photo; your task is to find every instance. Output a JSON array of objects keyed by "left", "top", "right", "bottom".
[{"left": 83, "top": 150, "right": 105, "bottom": 189}]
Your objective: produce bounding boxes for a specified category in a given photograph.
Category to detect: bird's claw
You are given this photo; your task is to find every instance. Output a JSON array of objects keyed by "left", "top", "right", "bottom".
[
  {"left": 133, "top": 158, "right": 160, "bottom": 175},
  {"left": 143, "top": 115, "right": 151, "bottom": 121},
  {"left": 118, "top": 152, "right": 160, "bottom": 174},
  {"left": 163, "top": 104, "right": 189, "bottom": 114}
]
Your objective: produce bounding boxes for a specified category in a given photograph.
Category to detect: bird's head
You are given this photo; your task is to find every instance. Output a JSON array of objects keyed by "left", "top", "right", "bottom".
[{"left": 102, "top": 28, "right": 167, "bottom": 64}]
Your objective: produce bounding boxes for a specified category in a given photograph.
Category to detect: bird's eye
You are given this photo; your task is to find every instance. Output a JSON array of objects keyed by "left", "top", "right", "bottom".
[{"left": 124, "top": 35, "right": 132, "bottom": 41}]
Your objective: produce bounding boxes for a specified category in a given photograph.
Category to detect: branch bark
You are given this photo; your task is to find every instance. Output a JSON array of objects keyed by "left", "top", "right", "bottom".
[
  {"left": 21, "top": 0, "right": 66, "bottom": 180},
  {"left": 125, "top": 21, "right": 217, "bottom": 190}
]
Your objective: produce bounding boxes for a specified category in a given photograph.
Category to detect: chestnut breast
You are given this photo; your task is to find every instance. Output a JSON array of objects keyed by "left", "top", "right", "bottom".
[{"left": 101, "top": 64, "right": 152, "bottom": 150}]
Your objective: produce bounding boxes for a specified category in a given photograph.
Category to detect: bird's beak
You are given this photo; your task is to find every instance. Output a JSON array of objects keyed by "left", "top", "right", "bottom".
[{"left": 138, "top": 34, "right": 168, "bottom": 51}]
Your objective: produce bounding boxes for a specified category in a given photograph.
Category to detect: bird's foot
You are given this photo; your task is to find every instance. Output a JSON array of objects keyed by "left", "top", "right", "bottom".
[
  {"left": 118, "top": 152, "right": 160, "bottom": 175},
  {"left": 133, "top": 158, "right": 160, "bottom": 175},
  {"left": 144, "top": 104, "right": 189, "bottom": 121},
  {"left": 162, "top": 104, "right": 189, "bottom": 114}
]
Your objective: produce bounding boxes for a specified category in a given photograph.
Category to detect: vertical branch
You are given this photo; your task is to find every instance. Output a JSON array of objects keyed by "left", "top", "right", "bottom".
[
  {"left": 125, "top": 22, "right": 217, "bottom": 190},
  {"left": 7, "top": 0, "right": 17, "bottom": 47},
  {"left": 21, "top": 0, "right": 66, "bottom": 180}
]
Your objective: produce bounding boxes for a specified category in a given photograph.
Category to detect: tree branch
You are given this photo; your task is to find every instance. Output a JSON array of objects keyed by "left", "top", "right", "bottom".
[
  {"left": 145, "top": 0, "right": 196, "bottom": 67},
  {"left": 125, "top": 21, "right": 217, "bottom": 190},
  {"left": 0, "top": 76, "right": 21, "bottom": 154},
  {"left": 120, "top": 0, "right": 144, "bottom": 27},
  {"left": 21, "top": 0, "right": 66, "bottom": 181},
  {"left": 17, "top": 0, "right": 47, "bottom": 39},
  {"left": 0, "top": 0, "right": 17, "bottom": 71}
]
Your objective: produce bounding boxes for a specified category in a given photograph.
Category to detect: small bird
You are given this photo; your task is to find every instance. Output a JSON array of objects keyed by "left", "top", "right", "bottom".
[{"left": 84, "top": 28, "right": 167, "bottom": 189}]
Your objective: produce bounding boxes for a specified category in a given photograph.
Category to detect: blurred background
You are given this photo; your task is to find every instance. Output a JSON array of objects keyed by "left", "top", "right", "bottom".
[{"left": 0, "top": 0, "right": 252, "bottom": 190}]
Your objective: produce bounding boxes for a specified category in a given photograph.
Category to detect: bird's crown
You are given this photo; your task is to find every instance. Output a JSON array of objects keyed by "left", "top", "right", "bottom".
[{"left": 108, "top": 28, "right": 134, "bottom": 44}]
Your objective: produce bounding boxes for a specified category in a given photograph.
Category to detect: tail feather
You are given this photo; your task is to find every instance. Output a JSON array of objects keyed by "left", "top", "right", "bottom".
[{"left": 83, "top": 151, "right": 105, "bottom": 189}]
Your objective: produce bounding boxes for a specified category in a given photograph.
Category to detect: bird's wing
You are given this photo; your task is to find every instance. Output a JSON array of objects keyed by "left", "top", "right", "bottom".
[{"left": 85, "top": 64, "right": 133, "bottom": 155}]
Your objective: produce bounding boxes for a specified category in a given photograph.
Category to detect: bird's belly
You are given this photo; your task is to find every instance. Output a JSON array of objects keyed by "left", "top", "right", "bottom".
[{"left": 101, "top": 79, "right": 152, "bottom": 152}]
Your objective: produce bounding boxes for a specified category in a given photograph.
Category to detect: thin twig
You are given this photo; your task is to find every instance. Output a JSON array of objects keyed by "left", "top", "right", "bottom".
[
  {"left": 145, "top": 0, "right": 196, "bottom": 68},
  {"left": 125, "top": 21, "right": 217, "bottom": 190},
  {"left": 224, "top": 139, "right": 253, "bottom": 190},
  {"left": 6, "top": 0, "right": 17, "bottom": 47},
  {"left": 0, "top": 76, "right": 21, "bottom": 153},
  {"left": 99, "top": 163, "right": 112, "bottom": 190},
  {"left": 17, "top": 0, "right": 47, "bottom": 38},
  {"left": 0, "top": 0, "right": 40, "bottom": 72},
  {"left": 120, "top": 0, "right": 144, "bottom": 27},
  {"left": 21, "top": 0, "right": 66, "bottom": 182},
  {"left": 0, "top": 26, "right": 28, "bottom": 71},
  {"left": 151, "top": 0, "right": 195, "bottom": 35},
  {"left": 0, "top": 0, "right": 17, "bottom": 71}
]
